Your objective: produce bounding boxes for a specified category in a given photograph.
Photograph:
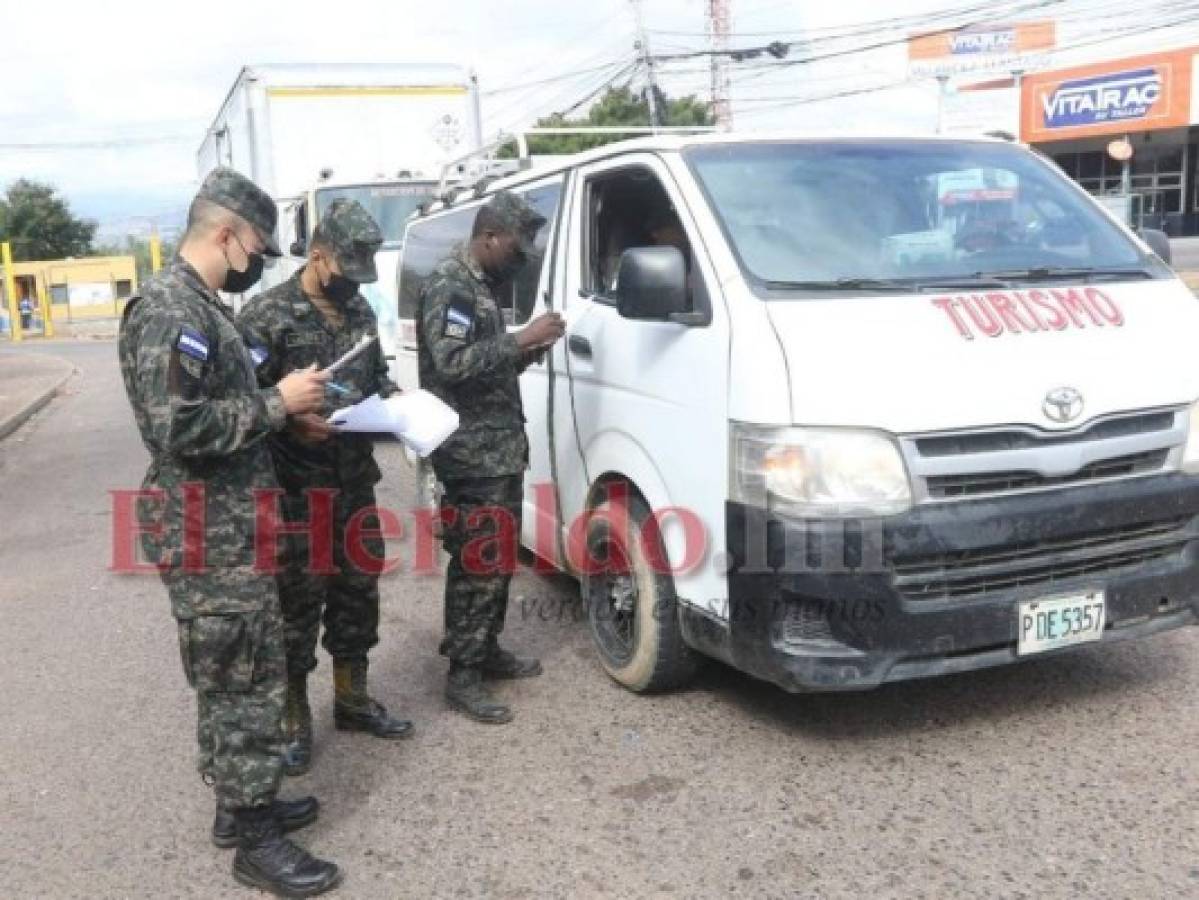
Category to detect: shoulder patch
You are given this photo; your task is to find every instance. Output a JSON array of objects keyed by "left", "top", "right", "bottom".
[
  {"left": 249, "top": 345, "right": 269, "bottom": 367},
  {"left": 444, "top": 299, "right": 474, "bottom": 341},
  {"left": 177, "top": 326, "right": 210, "bottom": 362}
]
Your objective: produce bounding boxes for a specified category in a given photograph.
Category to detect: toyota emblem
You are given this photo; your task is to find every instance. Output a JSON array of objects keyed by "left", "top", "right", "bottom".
[{"left": 1043, "top": 387, "right": 1084, "bottom": 424}]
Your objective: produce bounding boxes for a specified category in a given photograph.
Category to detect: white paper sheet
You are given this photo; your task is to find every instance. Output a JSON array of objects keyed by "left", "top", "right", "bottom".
[{"left": 327, "top": 390, "right": 459, "bottom": 457}]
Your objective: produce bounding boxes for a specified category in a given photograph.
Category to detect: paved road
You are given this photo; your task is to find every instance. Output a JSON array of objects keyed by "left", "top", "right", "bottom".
[{"left": 0, "top": 341, "right": 1196, "bottom": 898}]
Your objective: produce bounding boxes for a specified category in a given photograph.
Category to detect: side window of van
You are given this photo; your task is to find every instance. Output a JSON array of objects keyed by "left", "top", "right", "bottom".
[
  {"left": 583, "top": 167, "right": 698, "bottom": 310},
  {"left": 499, "top": 183, "right": 562, "bottom": 325},
  {"left": 398, "top": 181, "right": 563, "bottom": 326}
]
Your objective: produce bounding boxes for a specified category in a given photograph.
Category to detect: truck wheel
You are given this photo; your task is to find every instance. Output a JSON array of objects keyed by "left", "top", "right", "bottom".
[{"left": 584, "top": 486, "right": 698, "bottom": 692}]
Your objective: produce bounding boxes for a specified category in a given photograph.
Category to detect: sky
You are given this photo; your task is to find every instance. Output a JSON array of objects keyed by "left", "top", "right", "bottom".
[{"left": 3, "top": 0, "right": 1197, "bottom": 242}]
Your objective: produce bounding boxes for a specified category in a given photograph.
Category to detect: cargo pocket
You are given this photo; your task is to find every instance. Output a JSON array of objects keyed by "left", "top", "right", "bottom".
[{"left": 177, "top": 613, "right": 259, "bottom": 693}]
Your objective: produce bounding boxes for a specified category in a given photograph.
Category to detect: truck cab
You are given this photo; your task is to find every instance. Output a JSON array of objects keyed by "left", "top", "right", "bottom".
[{"left": 397, "top": 133, "right": 1199, "bottom": 695}]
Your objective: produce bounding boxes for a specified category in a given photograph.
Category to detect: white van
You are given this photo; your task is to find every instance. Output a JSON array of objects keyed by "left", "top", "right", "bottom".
[{"left": 396, "top": 133, "right": 1199, "bottom": 694}]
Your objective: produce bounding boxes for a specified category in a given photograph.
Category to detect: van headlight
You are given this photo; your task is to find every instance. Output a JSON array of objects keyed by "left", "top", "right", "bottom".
[
  {"left": 730, "top": 424, "right": 912, "bottom": 517},
  {"left": 1183, "top": 400, "right": 1199, "bottom": 473}
]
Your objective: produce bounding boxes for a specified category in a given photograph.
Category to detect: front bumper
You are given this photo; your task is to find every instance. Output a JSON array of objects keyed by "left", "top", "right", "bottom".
[{"left": 686, "top": 474, "right": 1199, "bottom": 692}]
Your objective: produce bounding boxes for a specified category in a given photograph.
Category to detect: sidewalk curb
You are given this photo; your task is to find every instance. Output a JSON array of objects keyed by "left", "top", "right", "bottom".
[{"left": 0, "top": 366, "right": 77, "bottom": 442}]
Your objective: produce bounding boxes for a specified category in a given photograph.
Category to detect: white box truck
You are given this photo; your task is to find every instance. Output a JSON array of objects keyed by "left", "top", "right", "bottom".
[{"left": 197, "top": 63, "right": 484, "bottom": 376}]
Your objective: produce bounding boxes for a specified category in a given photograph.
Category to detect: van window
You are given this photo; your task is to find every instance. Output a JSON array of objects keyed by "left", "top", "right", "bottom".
[
  {"left": 583, "top": 167, "right": 698, "bottom": 309},
  {"left": 398, "top": 180, "right": 563, "bottom": 325},
  {"left": 686, "top": 140, "right": 1164, "bottom": 292}
]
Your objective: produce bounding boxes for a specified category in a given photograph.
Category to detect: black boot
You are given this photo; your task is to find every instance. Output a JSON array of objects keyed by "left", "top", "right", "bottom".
[
  {"left": 232, "top": 806, "right": 341, "bottom": 897},
  {"left": 282, "top": 675, "right": 313, "bottom": 776},
  {"left": 481, "top": 643, "right": 543, "bottom": 680},
  {"left": 212, "top": 796, "right": 319, "bottom": 849},
  {"left": 445, "top": 664, "right": 513, "bottom": 724},
  {"left": 333, "top": 659, "right": 414, "bottom": 740}
]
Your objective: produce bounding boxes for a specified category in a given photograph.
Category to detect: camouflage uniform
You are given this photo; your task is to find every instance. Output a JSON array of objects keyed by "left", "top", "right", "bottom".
[
  {"left": 119, "top": 232, "right": 288, "bottom": 810},
  {"left": 236, "top": 201, "right": 395, "bottom": 679},
  {"left": 417, "top": 193, "right": 546, "bottom": 668}
]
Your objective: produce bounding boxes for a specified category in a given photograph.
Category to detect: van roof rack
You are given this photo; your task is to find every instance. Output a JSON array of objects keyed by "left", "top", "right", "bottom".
[{"left": 429, "top": 125, "right": 718, "bottom": 206}]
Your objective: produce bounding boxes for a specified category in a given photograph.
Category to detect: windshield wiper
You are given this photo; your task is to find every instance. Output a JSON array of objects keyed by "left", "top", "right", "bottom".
[
  {"left": 972, "top": 266, "right": 1155, "bottom": 283},
  {"left": 765, "top": 277, "right": 914, "bottom": 291}
]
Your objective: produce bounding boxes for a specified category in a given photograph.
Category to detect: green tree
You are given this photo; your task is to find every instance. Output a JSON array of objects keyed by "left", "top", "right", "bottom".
[
  {"left": 500, "top": 86, "right": 714, "bottom": 157},
  {"left": 0, "top": 179, "right": 97, "bottom": 261}
]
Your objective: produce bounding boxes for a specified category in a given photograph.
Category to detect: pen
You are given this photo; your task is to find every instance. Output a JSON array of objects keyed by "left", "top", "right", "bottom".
[{"left": 325, "top": 381, "right": 351, "bottom": 395}]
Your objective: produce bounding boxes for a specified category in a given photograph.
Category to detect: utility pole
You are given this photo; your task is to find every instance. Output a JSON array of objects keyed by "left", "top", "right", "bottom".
[
  {"left": 629, "top": 0, "right": 662, "bottom": 129},
  {"left": 707, "top": 0, "right": 733, "bottom": 130}
]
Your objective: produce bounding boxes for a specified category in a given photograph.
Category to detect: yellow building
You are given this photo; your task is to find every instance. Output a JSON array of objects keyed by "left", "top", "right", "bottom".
[{"left": 1, "top": 255, "right": 138, "bottom": 326}]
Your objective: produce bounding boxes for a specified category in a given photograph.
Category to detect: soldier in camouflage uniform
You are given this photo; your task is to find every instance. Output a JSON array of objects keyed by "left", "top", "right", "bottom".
[
  {"left": 417, "top": 190, "right": 566, "bottom": 724},
  {"left": 237, "top": 200, "right": 412, "bottom": 776},
  {"left": 118, "top": 167, "right": 343, "bottom": 896}
]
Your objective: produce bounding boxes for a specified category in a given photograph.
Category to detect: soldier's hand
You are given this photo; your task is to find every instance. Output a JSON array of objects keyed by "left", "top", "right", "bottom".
[
  {"left": 288, "top": 412, "right": 335, "bottom": 444},
  {"left": 517, "top": 312, "right": 566, "bottom": 351},
  {"left": 277, "top": 364, "right": 330, "bottom": 415}
]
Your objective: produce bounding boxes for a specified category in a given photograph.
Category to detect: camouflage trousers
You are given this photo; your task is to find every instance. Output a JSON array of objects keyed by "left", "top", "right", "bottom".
[
  {"left": 170, "top": 572, "right": 287, "bottom": 812},
  {"left": 438, "top": 475, "right": 524, "bottom": 667},
  {"left": 277, "top": 486, "right": 383, "bottom": 677}
]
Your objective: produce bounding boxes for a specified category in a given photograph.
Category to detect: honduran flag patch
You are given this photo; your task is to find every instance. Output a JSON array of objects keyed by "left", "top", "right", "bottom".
[
  {"left": 177, "top": 326, "right": 210, "bottom": 362},
  {"left": 249, "top": 345, "right": 268, "bottom": 367}
]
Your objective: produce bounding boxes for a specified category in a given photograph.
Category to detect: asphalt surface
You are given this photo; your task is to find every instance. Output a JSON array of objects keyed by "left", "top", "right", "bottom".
[{"left": 0, "top": 340, "right": 1196, "bottom": 899}]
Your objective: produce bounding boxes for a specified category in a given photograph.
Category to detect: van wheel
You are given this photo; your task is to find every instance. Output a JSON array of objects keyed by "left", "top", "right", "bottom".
[{"left": 584, "top": 487, "right": 698, "bottom": 692}]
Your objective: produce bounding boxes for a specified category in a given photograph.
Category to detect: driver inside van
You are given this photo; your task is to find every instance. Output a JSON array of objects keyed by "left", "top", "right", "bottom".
[{"left": 647, "top": 205, "right": 698, "bottom": 306}]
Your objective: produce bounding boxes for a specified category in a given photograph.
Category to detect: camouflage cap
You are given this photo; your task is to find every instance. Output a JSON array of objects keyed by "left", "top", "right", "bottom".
[
  {"left": 197, "top": 166, "right": 281, "bottom": 256},
  {"left": 313, "top": 199, "right": 383, "bottom": 284},
  {"left": 484, "top": 190, "right": 547, "bottom": 254}
]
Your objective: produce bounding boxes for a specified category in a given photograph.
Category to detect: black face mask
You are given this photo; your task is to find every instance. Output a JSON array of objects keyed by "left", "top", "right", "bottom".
[
  {"left": 222, "top": 233, "right": 265, "bottom": 293},
  {"left": 320, "top": 264, "right": 359, "bottom": 303}
]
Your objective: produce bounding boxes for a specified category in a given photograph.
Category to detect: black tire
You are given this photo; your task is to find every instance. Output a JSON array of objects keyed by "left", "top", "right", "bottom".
[{"left": 584, "top": 485, "right": 699, "bottom": 692}]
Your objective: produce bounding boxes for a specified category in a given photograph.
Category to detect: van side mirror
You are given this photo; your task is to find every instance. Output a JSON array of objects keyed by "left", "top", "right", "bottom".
[
  {"left": 1137, "top": 228, "right": 1172, "bottom": 265},
  {"left": 615, "top": 247, "right": 688, "bottom": 322}
]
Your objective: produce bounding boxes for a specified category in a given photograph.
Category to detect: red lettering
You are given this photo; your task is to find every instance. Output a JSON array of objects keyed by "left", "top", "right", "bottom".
[
  {"left": 1051, "top": 289, "right": 1102, "bottom": 327},
  {"left": 109, "top": 488, "right": 165, "bottom": 574},
  {"left": 528, "top": 482, "right": 560, "bottom": 574},
  {"left": 645, "top": 506, "right": 709, "bottom": 576},
  {"left": 986, "top": 292, "right": 1036, "bottom": 333},
  {"left": 1085, "top": 287, "right": 1124, "bottom": 326},
  {"left": 180, "top": 482, "right": 206, "bottom": 574},
  {"left": 410, "top": 507, "right": 443, "bottom": 576},
  {"left": 932, "top": 296, "right": 973, "bottom": 340},
  {"left": 964, "top": 295, "right": 1003, "bottom": 337},
  {"left": 1028, "top": 289, "right": 1067, "bottom": 329},
  {"left": 345, "top": 507, "right": 404, "bottom": 576},
  {"left": 461, "top": 506, "right": 519, "bottom": 576},
  {"left": 1013, "top": 291, "right": 1048, "bottom": 330},
  {"left": 254, "top": 488, "right": 337, "bottom": 575},
  {"left": 566, "top": 482, "right": 633, "bottom": 577}
]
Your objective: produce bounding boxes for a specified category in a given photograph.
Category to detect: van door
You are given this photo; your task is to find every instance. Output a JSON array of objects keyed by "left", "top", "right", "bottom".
[{"left": 556, "top": 153, "right": 730, "bottom": 608}]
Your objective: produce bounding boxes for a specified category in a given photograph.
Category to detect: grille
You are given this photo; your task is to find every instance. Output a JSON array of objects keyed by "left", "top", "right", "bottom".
[
  {"left": 902, "top": 408, "right": 1185, "bottom": 504},
  {"left": 926, "top": 449, "right": 1170, "bottom": 499},
  {"left": 891, "top": 516, "right": 1192, "bottom": 601},
  {"left": 914, "top": 412, "right": 1175, "bottom": 458}
]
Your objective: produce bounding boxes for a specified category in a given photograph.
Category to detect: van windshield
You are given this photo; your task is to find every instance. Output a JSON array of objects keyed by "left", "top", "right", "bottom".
[
  {"left": 316, "top": 182, "right": 437, "bottom": 246},
  {"left": 686, "top": 140, "right": 1164, "bottom": 292}
]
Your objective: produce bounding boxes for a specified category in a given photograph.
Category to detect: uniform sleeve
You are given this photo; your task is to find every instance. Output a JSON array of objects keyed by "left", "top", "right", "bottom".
[
  {"left": 235, "top": 298, "right": 285, "bottom": 388},
  {"left": 131, "top": 303, "right": 287, "bottom": 458},
  {"left": 419, "top": 276, "right": 520, "bottom": 384},
  {"left": 371, "top": 332, "right": 400, "bottom": 398}
]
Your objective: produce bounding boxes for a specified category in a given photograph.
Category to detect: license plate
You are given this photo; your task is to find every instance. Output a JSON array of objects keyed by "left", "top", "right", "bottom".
[{"left": 1017, "top": 592, "right": 1106, "bottom": 656}]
